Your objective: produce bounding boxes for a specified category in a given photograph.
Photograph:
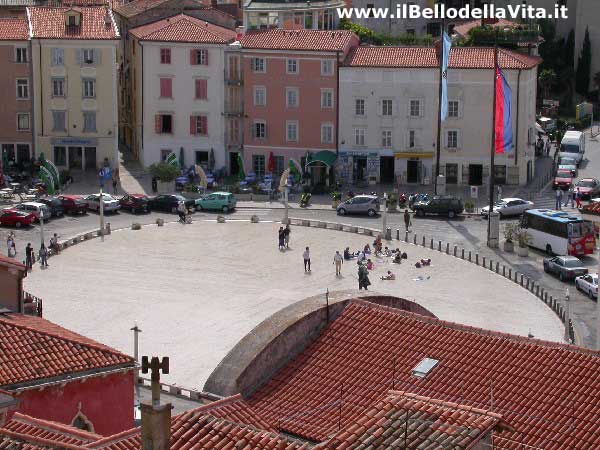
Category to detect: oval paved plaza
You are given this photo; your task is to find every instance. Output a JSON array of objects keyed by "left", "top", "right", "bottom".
[{"left": 25, "top": 220, "right": 564, "bottom": 389}]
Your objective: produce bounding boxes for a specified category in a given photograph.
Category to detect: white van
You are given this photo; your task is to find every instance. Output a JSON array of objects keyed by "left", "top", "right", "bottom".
[{"left": 559, "top": 131, "right": 585, "bottom": 165}]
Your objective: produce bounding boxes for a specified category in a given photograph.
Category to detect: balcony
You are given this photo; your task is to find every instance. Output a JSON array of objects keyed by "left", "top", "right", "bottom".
[
  {"left": 224, "top": 105, "right": 244, "bottom": 117},
  {"left": 22, "top": 291, "right": 42, "bottom": 317}
]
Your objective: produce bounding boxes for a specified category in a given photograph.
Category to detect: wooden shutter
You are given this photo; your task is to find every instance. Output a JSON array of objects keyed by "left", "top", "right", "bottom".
[
  {"left": 94, "top": 49, "right": 101, "bottom": 65},
  {"left": 160, "top": 78, "right": 172, "bottom": 98},
  {"left": 76, "top": 49, "right": 82, "bottom": 66},
  {"left": 190, "top": 49, "right": 196, "bottom": 65},
  {"left": 196, "top": 79, "right": 207, "bottom": 99},
  {"left": 200, "top": 116, "right": 207, "bottom": 135},
  {"left": 203, "top": 49, "right": 209, "bottom": 65},
  {"left": 155, "top": 115, "right": 162, "bottom": 133},
  {"left": 190, "top": 116, "right": 196, "bottom": 135}
]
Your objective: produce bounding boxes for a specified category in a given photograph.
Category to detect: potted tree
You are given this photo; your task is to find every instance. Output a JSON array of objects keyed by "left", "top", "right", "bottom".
[
  {"left": 149, "top": 162, "right": 179, "bottom": 193},
  {"left": 516, "top": 227, "right": 531, "bottom": 257},
  {"left": 386, "top": 193, "right": 398, "bottom": 212},
  {"left": 464, "top": 200, "right": 475, "bottom": 213},
  {"left": 503, "top": 222, "right": 518, "bottom": 253},
  {"left": 331, "top": 191, "right": 342, "bottom": 208}
]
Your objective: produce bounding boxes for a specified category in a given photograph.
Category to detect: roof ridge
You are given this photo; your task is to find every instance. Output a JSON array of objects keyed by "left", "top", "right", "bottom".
[
  {"left": 349, "top": 300, "right": 600, "bottom": 357},
  {"left": 0, "top": 428, "right": 87, "bottom": 450},
  {"left": 9, "top": 413, "right": 102, "bottom": 441},
  {"left": 178, "top": 14, "right": 229, "bottom": 40},
  {"left": 0, "top": 315, "right": 133, "bottom": 362},
  {"left": 84, "top": 427, "right": 139, "bottom": 448},
  {"left": 180, "top": 393, "right": 242, "bottom": 414}
]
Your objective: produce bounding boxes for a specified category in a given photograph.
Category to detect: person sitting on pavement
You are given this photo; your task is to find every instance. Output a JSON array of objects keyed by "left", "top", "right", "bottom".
[
  {"left": 381, "top": 270, "right": 395, "bottom": 280},
  {"left": 177, "top": 201, "right": 187, "bottom": 223},
  {"left": 393, "top": 253, "right": 402, "bottom": 264},
  {"left": 420, "top": 258, "right": 431, "bottom": 266},
  {"left": 363, "top": 244, "right": 372, "bottom": 254},
  {"left": 344, "top": 247, "right": 356, "bottom": 260},
  {"left": 384, "top": 247, "right": 392, "bottom": 257},
  {"left": 357, "top": 251, "right": 366, "bottom": 263},
  {"left": 366, "top": 259, "right": 374, "bottom": 270}
]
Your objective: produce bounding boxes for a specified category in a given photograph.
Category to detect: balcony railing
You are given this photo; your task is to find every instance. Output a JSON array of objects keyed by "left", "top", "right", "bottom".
[{"left": 22, "top": 291, "right": 42, "bottom": 317}]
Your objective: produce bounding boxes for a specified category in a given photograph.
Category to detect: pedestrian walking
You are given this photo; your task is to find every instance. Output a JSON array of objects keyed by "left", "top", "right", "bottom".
[
  {"left": 278, "top": 227, "right": 285, "bottom": 250},
  {"left": 545, "top": 139, "right": 551, "bottom": 156},
  {"left": 358, "top": 263, "right": 370, "bottom": 290},
  {"left": 39, "top": 244, "right": 48, "bottom": 268},
  {"left": 25, "top": 243, "right": 34, "bottom": 270},
  {"left": 6, "top": 236, "right": 14, "bottom": 257},
  {"left": 404, "top": 209, "right": 411, "bottom": 232},
  {"left": 566, "top": 185, "right": 574, "bottom": 208},
  {"left": 112, "top": 177, "right": 118, "bottom": 195},
  {"left": 333, "top": 250, "right": 343, "bottom": 276},
  {"left": 50, "top": 233, "right": 60, "bottom": 255},
  {"left": 575, "top": 188, "right": 582, "bottom": 208},
  {"left": 151, "top": 177, "right": 158, "bottom": 194},
  {"left": 555, "top": 188, "right": 562, "bottom": 210},
  {"left": 303, "top": 247, "right": 311, "bottom": 272},
  {"left": 283, "top": 225, "right": 291, "bottom": 248},
  {"left": 177, "top": 201, "right": 187, "bottom": 223}
]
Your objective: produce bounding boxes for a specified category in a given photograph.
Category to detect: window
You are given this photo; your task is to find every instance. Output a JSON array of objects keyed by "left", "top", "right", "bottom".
[
  {"left": 253, "top": 121, "right": 266, "bottom": 138},
  {"left": 447, "top": 130, "right": 458, "bottom": 149},
  {"left": 195, "top": 79, "right": 207, "bottom": 100},
  {"left": 16, "top": 79, "right": 29, "bottom": 99},
  {"left": 52, "top": 111, "right": 66, "bottom": 131},
  {"left": 159, "top": 78, "right": 172, "bottom": 98},
  {"left": 155, "top": 114, "right": 173, "bottom": 134},
  {"left": 253, "top": 86, "right": 266, "bottom": 106},
  {"left": 354, "top": 128, "right": 365, "bottom": 146},
  {"left": 251, "top": 57, "right": 265, "bottom": 73},
  {"left": 195, "top": 151, "right": 208, "bottom": 166},
  {"left": 52, "top": 78, "right": 65, "bottom": 97},
  {"left": 494, "top": 164, "right": 507, "bottom": 184},
  {"left": 446, "top": 163, "right": 458, "bottom": 184},
  {"left": 54, "top": 146, "right": 66, "bottom": 166},
  {"left": 82, "top": 49, "right": 95, "bottom": 64},
  {"left": 321, "top": 89, "right": 333, "bottom": 108},
  {"left": 408, "top": 130, "right": 417, "bottom": 148},
  {"left": 160, "top": 48, "right": 171, "bottom": 64},
  {"left": 382, "top": 99, "right": 393, "bottom": 116},
  {"left": 15, "top": 47, "right": 27, "bottom": 63},
  {"left": 381, "top": 129, "right": 392, "bottom": 148},
  {"left": 321, "top": 59, "right": 333, "bottom": 76},
  {"left": 286, "top": 59, "right": 298, "bottom": 74},
  {"left": 17, "top": 113, "right": 29, "bottom": 131},
  {"left": 68, "top": 15, "right": 76, "bottom": 26},
  {"left": 191, "top": 49, "right": 208, "bottom": 65},
  {"left": 366, "top": 3, "right": 374, "bottom": 17},
  {"left": 355, "top": 99, "right": 365, "bottom": 116},
  {"left": 448, "top": 100, "right": 459, "bottom": 118},
  {"left": 160, "top": 149, "right": 172, "bottom": 161},
  {"left": 82, "top": 79, "right": 95, "bottom": 98},
  {"left": 321, "top": 123, "right": 333, "bottom": 144},
  {"left": 190, "top": 115, "right": 208, "bottom": 136},
  {"left": 286, "top": 88, "right": 298, "bottom": 108},
  {"left": 252, "top": 154, "right": 265, "bottom": 177},
  {"left": 410, "top": 99, "right": 421, "bottom": 117},
  {"left": 286, "top": 121, "right": 298, "bottom": 142},
  {"left": 83, "top": 111, "right": 96, "bottom": 132},
  {"left": 52, "top": 48, "right": 64, "bottom": 66}
]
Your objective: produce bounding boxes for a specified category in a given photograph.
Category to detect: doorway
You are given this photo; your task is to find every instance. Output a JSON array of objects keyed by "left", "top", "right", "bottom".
[
  {"left": 229, "top": 152, "right": 239, "bottom": 176},
  {"left": 527, "top": 160, "right": 533, "bottom": 183},
  {"left": 468, "top": 164, "right": 483, "bottom": 185},
  {"left": 84, "top": 147, "right": 96, "bottom": 170},
  {"left": 379, "top": 156, "right": 395, "bottom": 184},
  {"left": 407, "top": 160, "right": 420, "bottom": 183},
  {"left": 68, "top": 147, "right": 83, "bottom": 170},
  {"left": 354, "top": 157, "right": 367, "bottom": 183}
]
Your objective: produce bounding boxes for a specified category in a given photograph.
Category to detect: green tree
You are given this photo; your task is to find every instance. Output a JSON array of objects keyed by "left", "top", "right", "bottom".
[
  {"left": 594, "top": 72, "right": 600, "bottom": 92},
  {"left": 576, "top": 27, "right": 592, "bottom": 97},
  {"left": 539, "top": 69, "right": 556, "bottom": 100},
  {"left": 149, "top": 162, "right": 180, "bottom": 182}
]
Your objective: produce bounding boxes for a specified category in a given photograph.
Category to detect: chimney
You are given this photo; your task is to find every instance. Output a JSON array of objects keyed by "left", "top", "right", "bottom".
[
  {"left": 140, "top": 356, "right": 172, "bottom": 450},
  {"left": 104, "top": 8, "right": 111, "bottom": 26}
]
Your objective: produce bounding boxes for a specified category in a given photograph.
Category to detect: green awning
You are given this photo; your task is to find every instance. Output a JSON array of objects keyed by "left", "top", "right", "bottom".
[{"left": 305, "top": 151, "right": 337, "bottom": 168}]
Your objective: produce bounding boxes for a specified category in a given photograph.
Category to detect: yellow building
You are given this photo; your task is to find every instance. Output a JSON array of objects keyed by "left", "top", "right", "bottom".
[{"left": 28, "top": 6, "right": 119, "bottom": 172}]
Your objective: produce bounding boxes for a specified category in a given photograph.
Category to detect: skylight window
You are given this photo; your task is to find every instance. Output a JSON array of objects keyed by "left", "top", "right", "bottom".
[{"left": 411, "top": 357, "right": 439, "bottom": 378}]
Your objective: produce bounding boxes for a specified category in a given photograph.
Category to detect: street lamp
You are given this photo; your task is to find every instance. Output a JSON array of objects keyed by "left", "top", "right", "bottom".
[
  {"left": 564, "top": 288, "right": 570, "bottom": 343},
  {"left": 39, "top": 209, "right": 47, "bottom": 248}
]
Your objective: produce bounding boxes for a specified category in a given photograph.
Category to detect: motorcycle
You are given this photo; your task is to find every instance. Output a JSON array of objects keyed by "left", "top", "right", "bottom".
[{"left": 299, "top": 192, "right": 312, "bottom": 207}]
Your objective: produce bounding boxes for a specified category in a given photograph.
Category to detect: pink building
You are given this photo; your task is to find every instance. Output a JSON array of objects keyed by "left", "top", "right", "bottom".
[
  {"left": 239, "top": 29, "right": 358, "bottom": 184},
  {"left": 0, "top": 18, "right": 33, "bottom": 168}
]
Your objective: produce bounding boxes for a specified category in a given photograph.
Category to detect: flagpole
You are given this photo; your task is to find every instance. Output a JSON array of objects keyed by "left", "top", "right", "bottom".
[
  {"left": 434, "top": 18, "right": 445, "bottom": 196},
  {"left": 100, "top": 184, "right": 105, "bottom": 242},
  {"left": 487, "top": 30, "right": 499, "bottom": 248}
]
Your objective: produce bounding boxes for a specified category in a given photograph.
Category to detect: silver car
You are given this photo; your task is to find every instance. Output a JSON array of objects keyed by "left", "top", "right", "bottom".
[
  {"left": 14, "top": 202, "right": 51, "bottom": 221},
  {"left": 575, "top": 273, "right": 598, "bottom": 300},
  {"left": 337, "top": 195, "right": 380, "bottom": 217},
  {"left": 84, "top": 193, "right": 121, "bottom": 213},
  {"left": 543, "top": 256, "right": 588, "bottom": 282},
  {"left": 481, "top": 198, "right": 534, "bottom": 218}
]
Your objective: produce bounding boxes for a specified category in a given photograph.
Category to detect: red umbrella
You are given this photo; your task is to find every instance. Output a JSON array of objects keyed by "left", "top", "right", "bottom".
[{"left": 267, "top": 152, "right": 275, "bottom": 173}]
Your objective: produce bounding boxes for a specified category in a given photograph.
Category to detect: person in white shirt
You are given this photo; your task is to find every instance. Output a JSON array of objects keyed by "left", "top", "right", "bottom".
[
  {"left": 333, "top": 250, "right": 343, "bottom": 276},
  {"left": 303, "top": 247, "right": 311, "bottom": 272}
]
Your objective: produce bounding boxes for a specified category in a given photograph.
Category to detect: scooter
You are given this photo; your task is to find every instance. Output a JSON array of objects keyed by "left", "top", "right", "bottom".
[
  {"left": 299, "top": 192, "right": 311, "bottom": 207},
  {"left": 347, "top": 190, "right": 355, "bottom": 199},
  {"left": 398, "top": 193, "right": 407, "bottom": 208}
]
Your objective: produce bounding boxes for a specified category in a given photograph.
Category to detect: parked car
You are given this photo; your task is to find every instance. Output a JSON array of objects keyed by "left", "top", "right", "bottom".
[
  {"left": 543, "top": 255, "right": 588, "bottom": 282},
  {"left": 0, "top": 209, "right": 35, "bottom": 228},
  {"left": 84, "top": 193, "right": 121, "bottom": 213},
  {"left": 409, "top": 193, "right": 430, "bottom": 210},
  {"left": 336, "top": 195, "right": 380, "bottom": 217},
  {"left": 148, "top": 194, "right": 195, "bottom": 213},
  {"left": 575, "top": 178, "right": 600, "bottom": 200},
  {"left": 575, "top": 273, "right": 598, "bottom": 300},
  {"left": 14, "top": 202, "right": 51, "bottom": 221},
  {"left": 553, "top": 169, "right": 574, "bottom": 190},
  {"left": 58, "top": 195, "right": 88, "bottom": 215},
  {"left": 413, "top": 196, "right": 464, "bottom": 219},
  {"left": 557, "top": 157, "right": 578, "bottom": 177},
  {"left": 481, "top": 198, "right": 533, "bottom": 218},
  {"left": 195, "top": 192, "right": 236, "bottom": 213},
  {"left": 37, "top": 196, "right": 65, "bottom": 218},
  {"left": 119, "top": 194, "right": 150, "bottom": 214}
]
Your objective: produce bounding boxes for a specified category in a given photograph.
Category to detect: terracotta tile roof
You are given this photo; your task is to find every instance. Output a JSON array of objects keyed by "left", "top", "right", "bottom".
[
  {"left": 240, "top": 29, "right": 357, "bottom": 52},
  {"left": 344, "top": 46, "right": 541, "bottom": 69},
  {"left": 0, "top": 18, "right": 29, "bottom": 41},
  {"left": 236, "top": 301, "right": 600, "bottom": 449},
  {"left": 453, "top": 19, "right": 521, "bottom": 38},
  {"left": 27, "top": 6, "right": 119, "bottom": 40},
  {"left": 112, "top": 0, "right": 169, "bottom": 19},
  {"left": 317, "top": 391, "right": 509, "bottom": 450},
  {"left": 129, "top": 14, "right": 236, "bottom": 43},
  {"left": 0, "top": 313, "right": 134, "bottom": 388},
  {"left": 0, "top": 253, "right": 26, "bottom": 271}
]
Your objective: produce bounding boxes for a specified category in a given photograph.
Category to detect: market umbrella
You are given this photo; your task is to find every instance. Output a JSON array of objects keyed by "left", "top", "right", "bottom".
[
  {"left": 195, "top": 164, "right": 208, "bottom": 189},
  {"left": 38, "top": 152, "right": 45, "bottom": 163},
  {"left": 209, "top": 149, "right": 215, "bottom": 172},
  {"left": 236, "top": 153, "right": 245, "bottom": 181},
  {"left": 166, "top": 152, "right": 178, "bottom": 168},
  {"left": 267, "top": 152, "right": 275, "bottom": 174},
  {"left": 179, "top": 147, "right": 185, "bottom": 170}
]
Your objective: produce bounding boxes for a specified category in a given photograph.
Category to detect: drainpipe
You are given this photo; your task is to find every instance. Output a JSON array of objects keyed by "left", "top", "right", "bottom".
[
  {"left": 515, "top": 68, "right": 521, "bottom": 168},
  {"left": 38, "top": 40, "right": 43, "bottom": 141},
  {"left": 335, "top": 50, "right": 340, "bottom": 157},
  {"left": 29, "top": 39, "right": 35, "bottom": 160},
  {"left": 140, "top": 41, "right": 144, "bottom": 158}
]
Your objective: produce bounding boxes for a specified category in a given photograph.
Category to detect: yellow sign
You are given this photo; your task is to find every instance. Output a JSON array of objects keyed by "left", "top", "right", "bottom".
[{"left": 394, "top": 152, "right": 435, "bottom": 159}]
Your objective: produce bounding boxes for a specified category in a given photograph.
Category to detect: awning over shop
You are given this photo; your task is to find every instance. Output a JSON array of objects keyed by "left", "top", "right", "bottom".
[
  {"left": 394, "top": 152, "right": 435, "bottom": 159},
  {"left": 305, "top": 151, "right": 337, "bottom": 168}
]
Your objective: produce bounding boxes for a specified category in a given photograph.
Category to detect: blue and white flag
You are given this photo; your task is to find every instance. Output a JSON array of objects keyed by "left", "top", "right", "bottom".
[
  {"left": 440, "top": 31, "right": 452, "bottom": 121},
  {"left": 99, "top": 167, "right": 112, "bottom": 186}
]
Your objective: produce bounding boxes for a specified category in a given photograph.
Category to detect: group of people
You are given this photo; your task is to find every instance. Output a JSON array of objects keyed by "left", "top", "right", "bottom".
[
  {"left": 555, "top": 186, "right": 584, "bottom": 210},
  {"left": 7, "top": 232, "right": 60, "bottom": 271},
  {"left": 278, "top": 225, "right": 291, "bottom": 251}
]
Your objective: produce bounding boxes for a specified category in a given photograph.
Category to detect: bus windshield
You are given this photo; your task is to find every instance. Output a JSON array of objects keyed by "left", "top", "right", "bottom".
[
  {"left": 561, "top": 144, "right": 580, "bottom": 153},
  {"left": 569, "top": 221, "right": 594, "bottom": 239}
]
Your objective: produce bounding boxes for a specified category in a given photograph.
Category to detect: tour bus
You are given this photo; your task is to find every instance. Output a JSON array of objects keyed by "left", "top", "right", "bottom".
[{"left": 521, "top": 209, "right": 596, "bottom": 256}]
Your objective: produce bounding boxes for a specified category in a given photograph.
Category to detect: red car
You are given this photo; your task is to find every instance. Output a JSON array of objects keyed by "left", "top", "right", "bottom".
[
  {"left": 575, "top": 178, "right": 600, "bottom": 199},
  {"left": 553, "top": 169, "right": 573, "bottom": 191},
  {"left": 58, "top": 195, "right": 88, "bottom": 215},
  {"left": 0, "top": 209, "right": 35, "bottom": 228},
  {"left": 119, "top": 194, "right": 149, "bottom": 214}
]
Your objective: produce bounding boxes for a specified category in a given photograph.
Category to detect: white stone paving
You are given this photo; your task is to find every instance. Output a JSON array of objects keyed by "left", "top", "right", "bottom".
[{"left": 25, "top": 221, "right": 564, "bottom": 390}]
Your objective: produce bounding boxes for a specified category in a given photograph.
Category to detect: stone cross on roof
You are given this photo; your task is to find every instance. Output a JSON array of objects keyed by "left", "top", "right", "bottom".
[{"left": 141, "top": 356, "right": 169, "bottom": 405}]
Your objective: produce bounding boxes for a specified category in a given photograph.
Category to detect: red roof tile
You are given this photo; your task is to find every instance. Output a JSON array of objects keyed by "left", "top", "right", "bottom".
[
  {"left": 344, "top": 46, "right": 541, "bottom": 69},
  {"left": 0, "top": 313, "right": 134, "bottom": 388},
  {"left": 27, "top": 7, "right": 119, "bottom": 40},
  {"left": 0, "top": 18, "right": 29, "bottom": 41},
  {"left": 232, "top": 301, "right": 600, "bottom": 449},
  {"left": 129, "top": 14, "right": 235, "bottom": 44},
  {"left": 240, "top": 29, "right": 357, "bottom": 52},
  {"left": 316, "top": 391, "right": 509, "bottom": 449},
  {"left": 112, "top": 0, "right": 170, "bottom": 19},
  {"left": 453, "top": 19, "right": 521, "bottom": 38}
]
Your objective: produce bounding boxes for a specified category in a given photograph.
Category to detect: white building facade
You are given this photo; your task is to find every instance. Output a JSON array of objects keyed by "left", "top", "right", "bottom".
[
  {"left": 338, "top": 46, "right": 540, "bottom": 187},
  {"left": 130, "top": 14, "right": 236, "bottom": 170}
]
